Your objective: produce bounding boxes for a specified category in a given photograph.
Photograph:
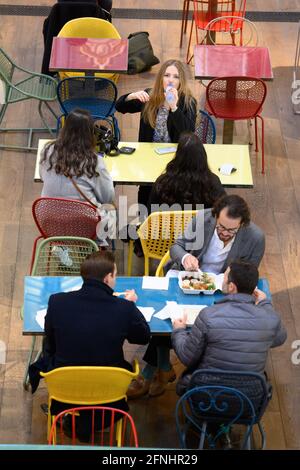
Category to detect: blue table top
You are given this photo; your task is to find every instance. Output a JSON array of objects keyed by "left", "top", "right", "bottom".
[{"left": 23, "top": 276, "right": 270, "bottom": 335}]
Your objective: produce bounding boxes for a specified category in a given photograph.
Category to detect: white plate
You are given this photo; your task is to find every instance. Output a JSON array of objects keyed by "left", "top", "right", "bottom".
[{"left": 178, "top": 271, "right": 219, "bottom": 295}]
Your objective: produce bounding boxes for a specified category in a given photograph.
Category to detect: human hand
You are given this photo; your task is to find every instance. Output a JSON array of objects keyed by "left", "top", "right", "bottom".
[
  {"left": 127, "top": 91, "right": 150, "bottom": 103},
  {"left": 172, "top": 312, "right": 187, "bottom": 330},
  {"left": 182, "top": 254, "right": 199, "bottom": 271},
  {"left": 124, "top": 289, "right": 138, "bottom": 302},
  {"left": 253, "top": 288, "right": 266, "bottom": 305}
]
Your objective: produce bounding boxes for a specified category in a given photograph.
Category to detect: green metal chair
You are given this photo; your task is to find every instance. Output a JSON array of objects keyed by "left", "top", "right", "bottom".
[
  {"left": 23, "top": 236, "right": 99, "bottom": 390},
  {"left": 0, "top": 47, "right": 58, "bottom": 152}
]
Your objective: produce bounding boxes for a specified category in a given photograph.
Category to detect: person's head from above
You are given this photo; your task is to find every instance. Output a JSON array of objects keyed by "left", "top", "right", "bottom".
[
  {"left": 222, "top": 261, "right": 259, "bottom": 295},
  {"left": 171, "top": 131, "right": 209, "bottom": 174},
  {"left": 211, "top": 194, "right": 251, "bottom": 243},
  {"left": 42, "top": 108, "right": 99, "bottom": 178},
  {"left": 80, "top": 251, "right": 117, "bottom": 289}
]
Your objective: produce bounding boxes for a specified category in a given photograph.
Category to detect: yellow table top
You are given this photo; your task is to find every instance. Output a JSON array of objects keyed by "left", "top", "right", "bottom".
[{"left": 35, "top": 140, "right": 253, "bottom": 187}]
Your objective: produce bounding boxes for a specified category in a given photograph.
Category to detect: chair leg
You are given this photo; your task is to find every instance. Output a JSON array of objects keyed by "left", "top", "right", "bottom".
[
  {"left": 254, "top": 116, "right": 259, "bottom": 152},
  {"left": 186, "top": 17, "right": 194, "bottom": 64},
  {"left": 23, "top": 336, "right": 41, "bottom": 390},
  {"left": 241, "top": 425, "right": 253, "bottom": 449},
  {"left": 199, "top": 421, "right": 207, "bottom": 449},
  {"left": 257, "top": 421, "right": 266, "bottom": 449},
  {"left": 144, "top": 256, "right": 149, "bottom": 276},
  {"left": 180, "top": 0, "right": 188, "bottom": 48},
  {"left": 38, "top": 101, "right": 57, "bottom": 136},
  {"left": 247, "top": 119, "right": 253, "bottom": 145},
  {"left": 256, "top": 114, "right": 265, "bottom": 174},
  {"left": 127, "top": 240, "right": 134, "bottom": 276}
]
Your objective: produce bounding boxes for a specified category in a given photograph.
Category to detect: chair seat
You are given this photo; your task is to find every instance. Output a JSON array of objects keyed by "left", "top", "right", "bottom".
[
  {"left": 62, "top": 98, "right": 114, "bottom": 117},
  {"left": 206, "top": 99, "right": 263, "bottom": 120}
]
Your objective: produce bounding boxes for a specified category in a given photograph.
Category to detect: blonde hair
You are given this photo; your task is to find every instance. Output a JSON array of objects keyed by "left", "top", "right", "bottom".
[{"left": 142, "top": 59, "right": 194, "bottom": 128}]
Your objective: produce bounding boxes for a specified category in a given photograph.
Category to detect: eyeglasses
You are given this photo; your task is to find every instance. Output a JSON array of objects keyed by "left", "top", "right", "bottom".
[{"left": 216, "top": 223, "right": 240, "bottom": 235}]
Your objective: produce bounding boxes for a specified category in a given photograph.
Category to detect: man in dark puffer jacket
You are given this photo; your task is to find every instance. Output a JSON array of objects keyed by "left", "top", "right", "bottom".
[{"left": 172, "top": 261, "right": 287, "bottom": 396}]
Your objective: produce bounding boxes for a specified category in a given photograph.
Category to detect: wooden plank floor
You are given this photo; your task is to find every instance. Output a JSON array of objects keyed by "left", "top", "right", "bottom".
[{"left": 0, "top": 0, "right": 300, "bottom": 449}]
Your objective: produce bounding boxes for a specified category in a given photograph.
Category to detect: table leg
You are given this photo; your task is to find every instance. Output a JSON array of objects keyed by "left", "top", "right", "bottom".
[{"left": 223, "top": 120, "right": 234, "bottom": 144}]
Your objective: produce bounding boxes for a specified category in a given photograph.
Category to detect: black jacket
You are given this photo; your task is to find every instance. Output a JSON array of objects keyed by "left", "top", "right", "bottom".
[
  {"left": 115, "top": 90, "right": 197, "bottom": 142},
  {"left": 44, "top": 278, "right": 150, "bottom": 369},
  {"left": 29, "top": 279, "right": 150, "bottom": 392}
]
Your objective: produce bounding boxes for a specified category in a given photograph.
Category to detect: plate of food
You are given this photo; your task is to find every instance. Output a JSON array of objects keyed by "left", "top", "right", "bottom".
[{"left": 178, "top": 271, "right": 223, "bottom": 295}]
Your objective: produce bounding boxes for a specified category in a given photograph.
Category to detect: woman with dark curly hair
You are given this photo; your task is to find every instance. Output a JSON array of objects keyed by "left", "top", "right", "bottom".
[
  {"left": 148, "top": 132, "right": 225, "bottom": 212},
  {"left": 39, "top": 108, "right": 115, "bottom": 206}
]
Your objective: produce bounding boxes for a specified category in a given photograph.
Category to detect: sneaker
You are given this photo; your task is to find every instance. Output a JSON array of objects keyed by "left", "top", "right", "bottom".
[
  {"left": 51, "top": 246, "right": 73, "bottom": 267},
  {"left": 148, "top": 368, "right": 176, "bottom": 398},
  {"left": 126, "top": 376, "right": 150, "bottom": 399}
]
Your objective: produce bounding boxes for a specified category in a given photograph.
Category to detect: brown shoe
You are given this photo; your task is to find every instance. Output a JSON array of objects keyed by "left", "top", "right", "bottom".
[
  {"left": 148, "top": 368, "right": 176, "bottom": 397},
  {"left": 126, "top": 376, "right": 150, "bottom": 399}
]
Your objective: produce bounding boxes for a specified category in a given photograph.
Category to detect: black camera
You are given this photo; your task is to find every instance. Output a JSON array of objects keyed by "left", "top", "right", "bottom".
[{"left": 94, "top": 123, "right": 119, "bottom": 156}]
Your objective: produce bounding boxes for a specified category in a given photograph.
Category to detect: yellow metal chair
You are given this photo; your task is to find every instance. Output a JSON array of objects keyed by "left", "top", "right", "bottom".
[
  {"left": 58, "top": 17, "right": 121, "bottom": 83},
  {"left": 127, "top": 210, "right": 197, "bottom": 276},
  {"left": 41, "top": 360, "right": 139, "bottom": 440}
]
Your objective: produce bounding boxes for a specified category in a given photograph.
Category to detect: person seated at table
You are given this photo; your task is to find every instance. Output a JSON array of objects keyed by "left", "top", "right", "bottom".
[
  {"left": 115, "top": 59, "right": 197, "bottom": 255},
  {"left": 29, "top": 251, "right": 150, "bottom": 441},
  {"left": 147, "top": 131, "right": 225, "bottom": 212},
  {"left": 169, "top": 193, "right": 265, "bottom": 274},
  {"left": 171, "top": 261, "right": 287, "bottom": 396},
  {"left": 127, "top": 195, "right": 265, "bottom": 399},
  {"left": 39, "top": 108, "right": 115, "bottom": 208}
]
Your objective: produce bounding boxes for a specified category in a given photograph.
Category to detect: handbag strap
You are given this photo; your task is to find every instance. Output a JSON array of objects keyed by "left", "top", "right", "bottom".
[{"left": 69, "top": 176, "right": 98, "bottom": 209}]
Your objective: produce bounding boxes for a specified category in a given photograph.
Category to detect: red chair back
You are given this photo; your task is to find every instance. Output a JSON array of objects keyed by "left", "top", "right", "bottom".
[
  {"left": 49, "top": 406, "right": 139, "bottom": 447},
  {"left": 193, "top": 0, "right": 247, "bottom": 29},
  {"left": 32, "top": 197, "right": 100, "bottom": 239},
  {"left": 206, "top": 77, "right": 267, "bottom": 119}
]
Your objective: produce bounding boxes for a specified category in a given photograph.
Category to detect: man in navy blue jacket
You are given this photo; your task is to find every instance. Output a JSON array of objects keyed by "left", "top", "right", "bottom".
[
  {"left": 44, "top": 251, "right": 150, "bottom": 371},
  {"left": 30, "top": 251, "right": 150, "bottom": 386}
]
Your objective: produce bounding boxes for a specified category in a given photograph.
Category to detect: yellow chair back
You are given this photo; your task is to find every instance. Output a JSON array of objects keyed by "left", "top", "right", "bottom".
[
  {"left": 127, "top": 210, "right": 197, "bottom": 276},
  {"left": 58, "top": 17, "right": 121, "bottom": 82},
  {"left": 41, "top": 360, "right": 139, "bottom": 437}
]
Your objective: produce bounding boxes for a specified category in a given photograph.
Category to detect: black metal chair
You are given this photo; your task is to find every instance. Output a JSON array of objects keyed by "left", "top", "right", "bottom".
[{"left": 175, "top": 369, "right": 271, "bottom": 450}]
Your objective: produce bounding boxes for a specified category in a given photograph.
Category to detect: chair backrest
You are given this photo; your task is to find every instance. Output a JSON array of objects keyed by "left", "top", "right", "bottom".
[
  {"left": 176, "top": 369, "right": 270, "bottom": 449},
  {"left": 0, "top": 48, "right": 14, "bottom": 84},
  {"left": 41, "top": 360, "right": 139, "bottom": 406},
  {"left": 206, "top": 77, "right": 267, "bottom": 119},
  {"left": 193, "top": 0, "right": 247, "bottom": 26},
  {"left": 58, "top": 17, "right": 120, "bottom": 39},
  {"left": 31, "top": 236, "right": 99, "bottom": 276},
  {"left": 195, "top": 110, "right": 216, "bottom": 143},
  {"left": 57, "top": 76, "right": 117, "bottom": 118},
  {"left": 205, "top": 16, "right": 258, "bottom": 46},
  {"left": 49, "top": 406, "right": 139, "bottom": 447},
  {"left": 32, "top": 197, "right": 100, "bottom": 239},
  {"left": 138, "top": 210, "right": 197, "bottom": 260}
]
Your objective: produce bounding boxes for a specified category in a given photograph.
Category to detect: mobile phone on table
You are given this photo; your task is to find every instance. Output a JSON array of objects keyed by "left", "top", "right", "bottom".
[
  {"left": 119, "top": 146, "right": 136, "bottom": 154},
  {"left": 155, "top": 146, "right": 177, "bottom": 155}
]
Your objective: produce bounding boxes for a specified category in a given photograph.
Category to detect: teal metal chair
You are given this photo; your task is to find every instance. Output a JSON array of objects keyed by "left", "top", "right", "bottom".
[
  {"left": 23, "top": 236, "right": 99, "bottom": 390},
  {"left": 0, "top": 47, "right": 58, "bottom": 152}
]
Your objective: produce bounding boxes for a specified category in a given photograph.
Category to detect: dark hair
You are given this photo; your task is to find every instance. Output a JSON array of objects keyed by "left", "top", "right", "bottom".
[
  {"left": 80, "top": 251, "right": 115, "bottom": 281},
  {"left": 228, "top": 261, "right": 259, "bottom": 294},
  {"left": 212, "top": 194, "right": 251, "bottom": 225},
  {"left": 153, "top": 132, "right": 221, "bottom": 208},
  {"left": 41, "top": 108, "right": 99, "bottom": 178}
]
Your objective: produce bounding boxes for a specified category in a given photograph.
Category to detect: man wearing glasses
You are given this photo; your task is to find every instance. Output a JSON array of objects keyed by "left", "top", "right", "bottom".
[{"left": 170, "top": 194, "right": 265, "bottom": 274}]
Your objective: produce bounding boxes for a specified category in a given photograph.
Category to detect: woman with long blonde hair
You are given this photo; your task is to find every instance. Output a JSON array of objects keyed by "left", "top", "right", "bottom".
[{"left": 116, "top": 59, "right": 197, "bottom": 254}]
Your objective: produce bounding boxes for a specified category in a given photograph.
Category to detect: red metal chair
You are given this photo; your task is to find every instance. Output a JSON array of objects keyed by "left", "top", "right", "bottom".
[
  {"left": 30, "top": 197, "right": 100, "bottom": 272},
  {"left": 180, "top": 0, "right": 192, "bottom": 48},
  {"left": 49, "top": 406, "right": 139, "bottom": 447},
  {"left": 186, "top": 0, "right": 247, "bottom": 62},
  {"left": 206, "top": 77, "right": 267, "bottom": 173}
]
